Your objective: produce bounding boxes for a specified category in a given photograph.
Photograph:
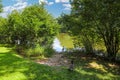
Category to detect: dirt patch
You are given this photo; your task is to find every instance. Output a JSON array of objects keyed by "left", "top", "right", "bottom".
[{"left": 35, "top": 53, "right": 70, "bottom": 67}]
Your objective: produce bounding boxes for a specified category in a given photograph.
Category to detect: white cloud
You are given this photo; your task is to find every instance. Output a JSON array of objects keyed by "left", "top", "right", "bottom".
[
  {"left": 39, "top": 0, "right": 54, "bottom": 5},
  {"left": 61, "top": 0, "right": 69, "bottom": 3},
  {"left": 39, "top": 0, "right": 47, "bottom": 4},
  {"left": 55, "top": 0, "right": 60, "bottom": 3},
  {"left": 0, "top": 0, "right": 28, "bottom": 18},
  {"left": 48, "top": 2, "right": 54, "bottom": 5},
  {"left": 14, "top": 2, "right": 27, "bottom": 10},
  {"left": 55, "top": 0, "right": 69, "bottom": 3},
  {"left": 63, "top": 4, "right": 71, "bottom": 10}
]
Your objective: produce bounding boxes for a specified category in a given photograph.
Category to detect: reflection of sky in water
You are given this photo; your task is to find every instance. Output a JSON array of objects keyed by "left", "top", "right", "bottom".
[{"left": 52, "top": 38, "right": 63, "bottom": 52}]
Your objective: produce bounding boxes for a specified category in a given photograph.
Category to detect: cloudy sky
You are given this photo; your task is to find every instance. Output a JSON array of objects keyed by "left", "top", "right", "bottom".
[{"left": 0, "top": 0, "right": 71, "bottom": 18}]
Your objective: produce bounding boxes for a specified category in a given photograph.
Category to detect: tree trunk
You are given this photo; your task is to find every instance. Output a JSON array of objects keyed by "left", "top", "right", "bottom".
[
  {"left": 82, "top": 35, "right": 94, "bottom": 55},
  {"left": 107, "top": 45, "right": 116, "bottom": 61},
  {"left": 104, "top": 29, "right": 119, "bottom": 61}
]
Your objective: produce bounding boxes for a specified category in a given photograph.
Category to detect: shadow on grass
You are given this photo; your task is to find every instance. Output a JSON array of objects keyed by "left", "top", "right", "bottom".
[
  {"left": 23, "top": 62, "right": 101, "bottom": 80},
  {"left": 0, "top": 47, "right": 120, "bottom": 80},
  {"left": 0, "top": 51, "right": 82, "bottom": 80},
  {"left": 0, "top": 52, "right": 28, "bottom": 76},
  {"left": 74, "top": 55, "right": 120, "bottom": 80}
]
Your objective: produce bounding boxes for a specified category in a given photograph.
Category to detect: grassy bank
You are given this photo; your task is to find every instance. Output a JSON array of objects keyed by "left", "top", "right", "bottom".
[{"left": 0, "top": 46, "right": 120, "bottom": 80}]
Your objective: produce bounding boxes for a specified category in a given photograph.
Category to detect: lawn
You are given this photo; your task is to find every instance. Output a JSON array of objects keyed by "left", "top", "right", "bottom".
[{"left": 0, "top": 46, "right": 120, "bottom": 80}]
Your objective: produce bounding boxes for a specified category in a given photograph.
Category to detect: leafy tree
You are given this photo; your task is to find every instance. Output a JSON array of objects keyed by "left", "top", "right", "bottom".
[
  {"left": 57, "top": 14, "right": 72, "bottom": 33},
  {"left": 58, "top": 12, "right": 97, "bottom": 54},
  {"left": 21, "top": 5, "right": 59, "bottom": 47},
  {"left": 0, "top": 0, "right": 2, "bottom": 12},
  {"left": 71, "top": 0, "right": 120, "bottom": 60},
  {"left": 0, "top": 0, "right": 3, "bottom": 42},
  {"left": 3, "top": 4, "right": 59, "bottom": 49},
  {"left": 0, "top": 17, "right": 8, "bottom": 43},
  {"left": 7, "top": 10, "right": 23, "bottom": 44}
]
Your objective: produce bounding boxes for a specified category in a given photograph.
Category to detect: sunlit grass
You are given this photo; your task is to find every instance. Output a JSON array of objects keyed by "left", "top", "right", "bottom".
[
  {"left": 74, "top": 56, "right": 120, "bottom": 80},
  {"left": 0, "top": 46, "right": 120, "bottom": 80},
  {"left": 0, "top": 72, "right": 27, "bottom": 80},
  {"left": 88, "top": 61, "right": 107, "bottom": 72},
  {"left": 0, "top": 47, "right": 12, "bottom": 53}
]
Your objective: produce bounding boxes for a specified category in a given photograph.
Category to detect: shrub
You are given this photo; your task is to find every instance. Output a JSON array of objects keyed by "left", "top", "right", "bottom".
[
  {"left": 26, "top": 45, "right": 44, "bottom": 57},
  {"left": 44, "top": 47, "right": 55, "bottom": 57},
  {"left": 15, "top": 46, "right": 25, "bottom": 55},
  {"left": 25, "top": 45, "right": 55, "bottom": 58}
]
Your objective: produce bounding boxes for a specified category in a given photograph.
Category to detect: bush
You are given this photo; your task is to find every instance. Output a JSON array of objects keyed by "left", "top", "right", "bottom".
[
  {"left": 15, "top": 46, "right": 25, "bottom": 55},
  {"left": 25, "top": 45, "right": 55, "bottom": 58},
  {"left": 26, "top": 45, "right": 44, "bottom": 57},
  {"left": 44, "top": 47, "right": 55, "bottom": 57}
]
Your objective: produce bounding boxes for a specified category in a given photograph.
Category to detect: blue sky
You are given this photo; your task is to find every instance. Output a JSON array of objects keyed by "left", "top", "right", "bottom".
[{"left": 0, "top": 0, "right": 71, "bottom": 18}]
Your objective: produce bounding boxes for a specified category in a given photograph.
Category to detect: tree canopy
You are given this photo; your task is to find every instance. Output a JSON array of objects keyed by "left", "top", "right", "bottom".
[
  {"left": 0, "top": 4, "right": 60, "bottom": 48},
  {"left": 0, "top": 0, "right": 2, "bottom": 12},
  {"left": 58, "top": 0, "right": 120, "bottom": 60},
  {"left": 73, "top": 0, "right": 120, "bottom": 59}
]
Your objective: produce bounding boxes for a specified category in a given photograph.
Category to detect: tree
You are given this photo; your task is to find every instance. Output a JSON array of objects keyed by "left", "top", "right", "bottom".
[
  {"left": 21, "top": 5, "right": 59, "bottom": 47},
  {"left": 0, "top": 0, "right": 2, "bottom": 12},
  {"left": 7, "top": 10, "right": 23, "bottom": 44},
  {"left": 6, "top": 4, "right": 59, "bottom": 48},
  {"left": 57, "top": 14, "right": 72, "bottom": 33},
  {"left": 0, "top": 0, "right": 3, "bottom": 42},
  {"left": 71, "top": 0, "right": 120, "bottom": 60},
  {"left": 0, "top": 17, "right": 7, "bottom": 43}
]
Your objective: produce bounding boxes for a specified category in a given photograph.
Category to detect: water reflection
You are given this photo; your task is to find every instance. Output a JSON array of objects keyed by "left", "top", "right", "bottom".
[{"left": 52, "top": 38, "right": 63, "bottom": 52}]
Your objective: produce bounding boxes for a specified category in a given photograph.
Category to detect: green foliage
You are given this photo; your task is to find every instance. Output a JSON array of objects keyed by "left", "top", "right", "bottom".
[
  {"left": 0, "top": 17, "right": 8, "bottom": 43},
  {"left": 0, "top": 0, "right": 2, "bottom": 12},
  {"left": 7, "top": 10, "right": 23, "bottom": 44},
  {"left": 57, "top": 14, "right": 72, "bottom": 33},
  {"left": 58, "top": 13, "right": 96, "bottom": 54},
  {"left": 0, "top": 4, "right": 60, "bottom": 57},
  {"left": 21, "top": 5, "right": 59, "bottom": 46},
  {"left": 66, "top": 0, "right": 120, "bottom": 59},
  {"left": 26, "top": 45, "right": 44, "bottom": 57},
  {"left": 0, "top": 4, "right": 59, "bottom": 46},
  {"left": 44, "top": 47, "right": 55, "bottom": 57},
  {"left": 26, "top": 44, "right": 55, "bottom": 58}
]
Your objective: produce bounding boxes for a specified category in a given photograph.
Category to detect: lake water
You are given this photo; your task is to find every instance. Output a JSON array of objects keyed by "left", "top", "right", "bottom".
[
  {"left": 52, "top": 38, "right": 63, "bottom": 52},
  {"left": 52, "top": 33, "right": 74, "bottom": 52}
]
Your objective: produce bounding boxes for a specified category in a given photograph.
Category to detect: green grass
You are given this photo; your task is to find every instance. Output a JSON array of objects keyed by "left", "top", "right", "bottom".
[
  {"left": 57, "top": 33, "right": 74, "bottom": 49},
  {"left": 0, "top": 46, "right": 120, "bottom": 80}
]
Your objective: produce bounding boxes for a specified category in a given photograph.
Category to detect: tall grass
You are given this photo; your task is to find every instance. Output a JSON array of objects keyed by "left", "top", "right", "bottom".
[
  {"left": 26, "top": 45, "right": 44, "bottom": 57},
  {"left": 25, "top": 44, "right": 55, "bottom": 59}
]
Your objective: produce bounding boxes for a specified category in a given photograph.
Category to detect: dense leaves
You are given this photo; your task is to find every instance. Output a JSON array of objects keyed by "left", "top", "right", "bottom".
[
  {"left": 0, "top": 0, "right": 2, "bottom": 12},
  {"left": 0, "top": 17, "right": 7, "bottom": 43},
  {"left": 58, "top": 0, "right": 120, "bottom": 60},
  {"left": 1, "top": 5, "right": 59, "bottom": 46},
  {"left": 0, "top": 4, "right": 60, "bottom": 57},
  {"left": 71, "top": 0, "right": 120, "bottom": 59}
]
